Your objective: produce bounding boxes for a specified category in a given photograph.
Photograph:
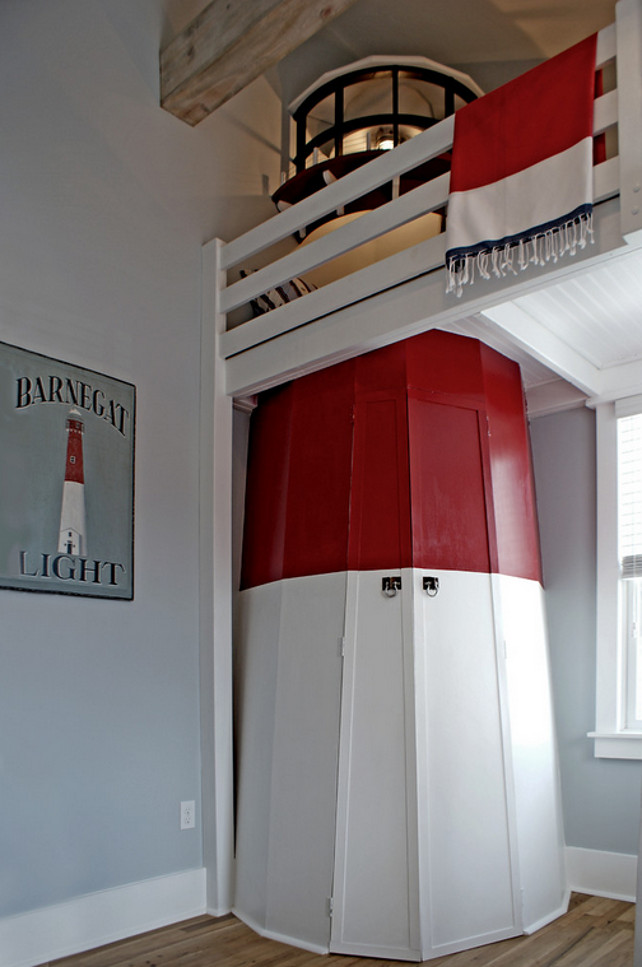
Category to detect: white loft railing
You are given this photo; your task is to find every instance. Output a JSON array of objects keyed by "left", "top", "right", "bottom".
[{"left": 213, "top": 10, "right": 641, "bottom": 375}]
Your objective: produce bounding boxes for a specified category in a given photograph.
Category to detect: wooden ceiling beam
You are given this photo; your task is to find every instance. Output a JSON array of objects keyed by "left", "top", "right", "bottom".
[{"left": 160, "top": 0, "right": 361, "bottom": 127}]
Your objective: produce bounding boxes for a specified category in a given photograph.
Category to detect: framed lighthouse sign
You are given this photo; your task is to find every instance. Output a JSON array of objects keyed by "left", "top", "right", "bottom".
[{"left": 0, "top": 341, "right": 135, "bottom": 599}]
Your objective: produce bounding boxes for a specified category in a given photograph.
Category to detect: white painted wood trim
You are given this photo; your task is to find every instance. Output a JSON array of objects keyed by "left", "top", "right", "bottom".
[
  {"left": 597, "top": 22, "right": 617, "bottom": 66},
  {"left": 526, "top": 380, "right": 589, "bottom": 417},
  {"left": 590, "top": 399, "right": 642, "bottom": 756},
  {"left": 220, "top": 153, "right": 618, "bottom": 369},
  {"left": 588, "top": 731, "right": 642, "bottom": 758},
  {"left": 330, "top": 569, "right": 422, "bottom": 960},
  {"left": 221, "top": 117, "right": 455, "bottom": 270},
  {"left": 224, "top": 198, "right": 624, "bottom": 398},
  {"left": 480, "top": 303, "right": 604, "bottom": 397},
  {"left": 223, "top": 157, "right": 619, "bottom": 364},
  {"left": 329, "top": 938, "right": 422, "bottom": 960},
  {"left": 219, "top": 73, "right": 618, "bottom": 314},
  {"left": 594, "top": 402, "right": 624, "bottom": 738},
  {"left": 595, "top": 155, "right": 621, "bottom": 202},
  {"left": 523, "top": 896, "right": 573, "bottom": 936},
  {"left": 232, "top": 908, "right": 330, "bottom": 956},
  {"left": 328, "top": 571, "right": 359, "bottom": 954},
  {"left": 0, "top": 868, "right": 207, "bottom": 967},
  {"left": 221, "top": 233, "right": 444, "bottom": 360},
  {"left": 200, "top": 239, "right": 235, "bottom": 911},
  {"left": 616, "top": 0, "right": 642, "bottom": 245},
  {"left": 401, "top": 568, "right": 422, "bottom": 955},
  {"left": 594, "top": 89, "right": 618, "bottom": 136},
  {"left": 221, "top": 141, "right": 617, "bottom": 328},
  {"left": 593, "top": 357, "right": 642, "bottom": 404},
  {"left": 565, "top": 846, "right": 637, "bottom": 901},
  {"left": 221, "top": 174, "right": 449, "bottom": 313},
  {"left": 487, "top": 576, "right": 526, "bottom": 932},
  {"left": 419, "top": 926, "right": 523, "bottom": 960}
]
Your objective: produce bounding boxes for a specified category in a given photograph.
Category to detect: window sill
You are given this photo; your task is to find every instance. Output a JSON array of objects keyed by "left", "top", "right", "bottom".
[{"left": 588, "top": 731, "right": 642, "bottom": 759}]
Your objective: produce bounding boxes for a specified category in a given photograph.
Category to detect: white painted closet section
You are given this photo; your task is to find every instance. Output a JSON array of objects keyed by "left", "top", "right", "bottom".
[{"left": 234, "top": 567, "right": 566, "bottom": 960}]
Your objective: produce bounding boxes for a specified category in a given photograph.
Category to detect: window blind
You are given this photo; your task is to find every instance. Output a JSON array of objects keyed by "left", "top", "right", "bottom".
[{"left": 618, "top": 412, "right": 642, "bottom": 577}]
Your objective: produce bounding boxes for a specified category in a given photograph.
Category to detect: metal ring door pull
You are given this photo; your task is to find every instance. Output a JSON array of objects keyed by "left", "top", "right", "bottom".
[
  {"left": 423, "top": 576, "right": 439, "bottom": 596},
  {"left": 382, "top": 576, "right": 402, "bottom": 597}
]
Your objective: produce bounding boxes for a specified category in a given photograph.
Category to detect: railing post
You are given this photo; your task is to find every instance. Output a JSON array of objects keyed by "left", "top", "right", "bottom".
[
  {"left": 199, "top": 237, "right": 234, "bottom": 913},
  {"left": 616, "top": 0, "right": 642, "bottom": 245},
  {"left": 334, "top": 85, "right": 344, "bottom": 159}
]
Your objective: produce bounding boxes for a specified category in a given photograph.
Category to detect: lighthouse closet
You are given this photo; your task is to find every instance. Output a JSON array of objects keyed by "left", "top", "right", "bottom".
[{"left": 233, "top": 330, "right": 566, "bottom": 962}]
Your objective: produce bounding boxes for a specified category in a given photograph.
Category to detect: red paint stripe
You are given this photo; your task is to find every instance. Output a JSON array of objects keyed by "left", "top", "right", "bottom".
[{"left": 241, "top": 331, "right": 542, "bottom": 589}]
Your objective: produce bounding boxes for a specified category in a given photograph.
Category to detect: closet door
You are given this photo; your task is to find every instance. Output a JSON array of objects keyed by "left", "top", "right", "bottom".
[
  {"left": 330, "top": 392, "right": 421, "bottom": 961},
  {"left": 234, "top": 572, "right": 346, "bottom": 950},
  {"left": 330, "top": 568, "right": 420, "bottom": 961},
  {"left": 408, "top": 395, "right": 521, "bottom": 957},
  {"left": 414, "top": 568, "right": 521, "bottom": 957}
]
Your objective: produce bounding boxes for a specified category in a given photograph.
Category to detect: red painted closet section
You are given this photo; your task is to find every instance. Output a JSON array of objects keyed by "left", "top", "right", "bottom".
[{"left": 240, "top": 330, "right": 541, "bottom": 589}]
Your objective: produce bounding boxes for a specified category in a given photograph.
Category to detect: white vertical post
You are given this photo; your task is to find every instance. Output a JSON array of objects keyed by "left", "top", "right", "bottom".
[
  {"left": 199, "top": 238, "right": 234, "bottom": 913},
  {"left": 616, "top": 0, "right": 642, "bottom": 245},
  {"left": 635, "top": 782, "right": 642, "bottom": 966},
  {"left": 594, "top": 402, "right": 622, "bottom": 737}
]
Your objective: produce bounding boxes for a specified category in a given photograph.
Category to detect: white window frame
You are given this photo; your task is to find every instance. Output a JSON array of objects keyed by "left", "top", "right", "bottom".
[
  {"left": 590, "top": 398, "right": 642, "bottom": 758},
  {"left": 623, "top": 578, "right": 642, "bottom": 729}
]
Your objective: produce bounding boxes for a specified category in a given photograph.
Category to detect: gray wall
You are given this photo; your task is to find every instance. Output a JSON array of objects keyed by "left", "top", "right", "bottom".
[
  {"left": 0, "top": 0, "right": 281, "bottom": 919},
  {"left": 530, "top": 406, "right": 642, "bottom": 855}
]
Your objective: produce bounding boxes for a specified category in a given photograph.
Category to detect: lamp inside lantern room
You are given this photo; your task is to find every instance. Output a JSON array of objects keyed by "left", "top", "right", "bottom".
[{"left": 271, "top": 56, "right": 483, "bottom": 287}]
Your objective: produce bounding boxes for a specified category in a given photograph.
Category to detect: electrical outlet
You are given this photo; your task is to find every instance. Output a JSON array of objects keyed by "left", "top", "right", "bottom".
[{"left": 180, "top": 800, "right": 195, "bottom": 830}]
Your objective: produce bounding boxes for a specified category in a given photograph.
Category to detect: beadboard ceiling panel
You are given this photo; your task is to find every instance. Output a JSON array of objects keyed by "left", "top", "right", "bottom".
[{"left": 509, "top": 248, "right": 642, "bottom": 370}]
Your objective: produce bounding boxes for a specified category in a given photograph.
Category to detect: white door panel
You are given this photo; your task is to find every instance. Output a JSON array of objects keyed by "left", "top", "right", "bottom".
[
  {"left": 415, "top": 569, "right": 519, "bottom": 955},
  {"left": 331, "top": 570, "right": 421, "bottom": 961}
]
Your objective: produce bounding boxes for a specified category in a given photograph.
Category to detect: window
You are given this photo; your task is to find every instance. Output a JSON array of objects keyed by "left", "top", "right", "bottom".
[
  {"left": 618, "top": 411, "right": 642, "bottom": 729},
  {"left": 591, "top": 398, "right": 642, "bottom": 757}
]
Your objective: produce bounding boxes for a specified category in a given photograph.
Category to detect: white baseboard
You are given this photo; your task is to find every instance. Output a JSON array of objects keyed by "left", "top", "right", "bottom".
[
  {"left": 0, "top": 867, "right": 208, "bottom": 967},
  {"left": 565, "top": 846, "right": 638, "bottom": 902},
  {"left": 524, "top": 891, "right": 572, "bottom": 935},
  {"left": 1, "top": 851, "right": 636, "bottom": 967},
  {"left": 232, "top": 907, "right": 329, "bottom": 955}
]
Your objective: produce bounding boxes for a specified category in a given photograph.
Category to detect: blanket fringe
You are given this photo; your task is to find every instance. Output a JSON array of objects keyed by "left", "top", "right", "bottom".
[{"left": 446, "top": 211, "right": 593, "bottom": 298}]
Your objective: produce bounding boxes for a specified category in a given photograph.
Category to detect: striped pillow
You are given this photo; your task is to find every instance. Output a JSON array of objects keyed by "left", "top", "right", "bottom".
[{"left": 241, "top": 270, "right": 316, "bottom": 316}]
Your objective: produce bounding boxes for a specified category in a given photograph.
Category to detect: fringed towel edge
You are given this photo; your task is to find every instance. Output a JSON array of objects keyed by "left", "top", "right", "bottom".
[{"left": 445, "top": 205, "right": 594, "bottom": 298}]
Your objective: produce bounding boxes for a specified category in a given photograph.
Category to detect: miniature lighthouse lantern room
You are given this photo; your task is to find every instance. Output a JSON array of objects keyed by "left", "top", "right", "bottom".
[
  {"left": 271, "top": 56, "right": 483, "bottom": 286},
  {"left": 58, "top": 408, "right": 86, "bottom": 556}
]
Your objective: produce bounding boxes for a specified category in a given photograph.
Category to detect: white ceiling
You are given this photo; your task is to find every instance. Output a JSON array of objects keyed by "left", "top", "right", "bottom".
[
  {"left": 513, "top": 254, "right": 642, "bottom": 371},
  {"left": 485, "top": 249, "right": 642, "bottom": 406},
  {"left": 274, "top": 0, "right": 617, "bottom": 104}
]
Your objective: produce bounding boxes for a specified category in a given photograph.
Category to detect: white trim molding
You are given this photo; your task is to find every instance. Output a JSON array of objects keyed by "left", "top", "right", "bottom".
[
  {"left": 0, "top": 868, "right": 208, "bottom": 967},
  {"left": 592, "top": 398, "right": 642, "bottom": 757},
  {"left": 1, "top": 852, "right": 635, "bottom": 967},
  {"left": 232, "top": 908, "right": 330, "bottom": 956},
  {"left": 565, "top": 846, "right": 638, "bottom": 902},
  {"left": 587, "top": 730, "right": 642, "bottom": 759}
]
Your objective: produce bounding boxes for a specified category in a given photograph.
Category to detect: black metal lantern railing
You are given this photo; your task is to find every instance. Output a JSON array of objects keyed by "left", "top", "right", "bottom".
[
  {"left": 291, "top": 63, "right": 480, "bottom": 174},
  {"left": 271, "top": 58, "right": 482, "bottom": 241}
]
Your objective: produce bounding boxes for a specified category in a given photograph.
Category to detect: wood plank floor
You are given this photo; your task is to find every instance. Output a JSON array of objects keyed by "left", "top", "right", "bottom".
[{"left": 41, "top": 893, "right": 634, "bottom": 967}]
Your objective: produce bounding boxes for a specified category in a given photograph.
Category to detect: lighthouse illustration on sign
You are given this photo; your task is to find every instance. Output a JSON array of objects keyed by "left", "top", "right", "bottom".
[{"left": 58, "top": 408, "right": 87, "bottom": 555}]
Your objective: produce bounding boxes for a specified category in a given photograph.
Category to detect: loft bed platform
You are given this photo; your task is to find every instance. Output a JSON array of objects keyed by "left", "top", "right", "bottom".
[{"left": 205, "top": 0, "right": 642, "bottom": 410}]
